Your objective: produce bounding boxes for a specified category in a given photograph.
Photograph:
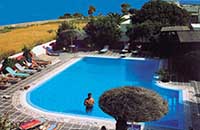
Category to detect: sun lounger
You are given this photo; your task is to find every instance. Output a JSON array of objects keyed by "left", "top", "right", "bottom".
[
  {"left": 19, "top": 117, "right": 46, "bottom": 130},
  {"left": 121, "top": 43, "right": 130, "bottom": 53},
  {"left": 15, "top": 63, "right": 37, "bottom": 74},
  {"left": 120, "top": 53, "right": 126, "bottom": 58},
  {"left": 45, "top": 46, "right": 59, "bottom": 56},
  {"left": 6, "top": 67, "right": 30, "bottom": 78},
  {"left": 0, "top": 73, "right": 21, "bottom": 84},
  {"left": 99, "top": 45, "right": 109, "bottom": 53}
]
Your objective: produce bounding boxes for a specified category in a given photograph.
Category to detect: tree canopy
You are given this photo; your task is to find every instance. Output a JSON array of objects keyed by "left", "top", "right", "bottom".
[
  {"left": 55, "top": 22, "right": 77, "bottom": 50},
  {"left": 127, "top": 0, "right": 190, "bottom": 51},
  {"left": 88, "top": 5, "right": 96, "bottom": 16},
  {"left": 84, "top": 16, "right": 121, "bottom": 49},
  {"left": 132, "top": 0, "right": 190, "bottom": 26},
  {"left": 56, "top": 21, "right": 76, "bottom": 36},
  {"left": 107, "top": 13, "right": 126, "bottom": 25},
  {"left": 73, "top": 13, "right": 83, "bottom": 18},
  {"left": 127, "top": 20, "right": 162, "bottom": 42}
]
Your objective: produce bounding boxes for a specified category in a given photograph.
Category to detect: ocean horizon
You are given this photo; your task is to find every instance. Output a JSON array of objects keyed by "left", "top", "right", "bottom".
[{"left": 0, "top": 0, "right": 200, "bottom": 26}]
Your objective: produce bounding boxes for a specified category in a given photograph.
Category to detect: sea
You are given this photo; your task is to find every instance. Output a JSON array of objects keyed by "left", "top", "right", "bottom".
[{"left": 0, "top": 0, "right": 199, "bottom": 26}]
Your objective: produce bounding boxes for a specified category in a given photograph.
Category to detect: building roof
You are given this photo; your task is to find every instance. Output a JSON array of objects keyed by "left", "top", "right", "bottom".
[
  {"left": 177, "top": 31, "right": 200, "bottom": 43},
  {"left": 161, "top": 26, "right": 190, "bottom": 32}
]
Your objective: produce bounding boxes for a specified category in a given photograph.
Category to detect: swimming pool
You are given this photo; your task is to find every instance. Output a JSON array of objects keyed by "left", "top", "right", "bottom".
[{"left": 27, "top": 57, "right": 184, "bottom": 129}]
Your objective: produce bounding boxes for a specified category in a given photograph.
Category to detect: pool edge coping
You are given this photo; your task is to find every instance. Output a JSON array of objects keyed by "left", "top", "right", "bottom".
[{"left": 12, "top": 55, "right": 193, "bottom": 130}]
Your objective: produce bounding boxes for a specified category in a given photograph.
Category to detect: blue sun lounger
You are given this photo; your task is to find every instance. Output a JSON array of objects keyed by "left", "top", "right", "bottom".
[
  {"left": 45, "top": 47, "right": 59, "bottom": 56},
  {"left": 6, "top": 67, "right": 30, "bottom": 77}
]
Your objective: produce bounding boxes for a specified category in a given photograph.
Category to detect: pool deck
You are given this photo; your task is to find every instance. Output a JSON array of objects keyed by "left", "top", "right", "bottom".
[{"left": 0, "top": 51, "right": 200, "bottom": 130}]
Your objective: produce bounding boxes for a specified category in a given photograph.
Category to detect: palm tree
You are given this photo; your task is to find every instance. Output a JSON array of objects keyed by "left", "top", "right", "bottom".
[
  {"left": 121, "top": 3, "right": 131, "bottom": 15},
  {"left": 99, "top": 86, "right": 168, "bottom": 130},
  {"left": 107, "top": 13, "right": 126, "bottom": 25},
  {"left": 88, "top": 5, "right": 96, "bottom": 17}
]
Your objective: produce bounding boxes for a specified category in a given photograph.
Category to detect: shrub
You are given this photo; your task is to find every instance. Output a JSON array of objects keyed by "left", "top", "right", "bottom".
[
  {"left": 1, "top": 58, "right": 18, "bottom": 74},
  {"left": 156, "top": 69, "right": 170, "bottom": 82},
  {"left": 0, "top": 113, "right": 18, "bottom": 130}
]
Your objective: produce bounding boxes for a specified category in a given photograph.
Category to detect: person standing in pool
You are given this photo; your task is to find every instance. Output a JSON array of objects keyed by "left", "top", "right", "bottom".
[{"left": 84, "top": 93, "right": 94, "bottom": 113}]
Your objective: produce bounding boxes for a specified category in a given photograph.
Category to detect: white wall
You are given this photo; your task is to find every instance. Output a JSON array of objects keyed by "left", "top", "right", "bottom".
[
  {"left": 32, "top": 40, "right": 55, "bottom": 56},
  {"left": 0, "top": 40, "right": 56, "bottom": 68}
]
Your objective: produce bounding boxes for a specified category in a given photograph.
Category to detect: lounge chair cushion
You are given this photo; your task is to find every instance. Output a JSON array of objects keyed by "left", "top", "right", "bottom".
[
  {"left": 15, "top": 63, "right": 37, "bottom": 74},
  {"left": 6, "top": 67, "right": 30, "bottom": 77}
]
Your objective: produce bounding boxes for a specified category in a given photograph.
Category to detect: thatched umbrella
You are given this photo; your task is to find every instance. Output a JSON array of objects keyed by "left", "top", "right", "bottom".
[
  {"left": 99, "top": 86, "right": 168, "bottom": 130},
  {"left": 56, "top": 29, "right": 86, "bottom": 50}
]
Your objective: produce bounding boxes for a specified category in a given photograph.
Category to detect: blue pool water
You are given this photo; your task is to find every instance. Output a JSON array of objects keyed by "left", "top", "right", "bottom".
[{"left": 27, "top": 57, "right": 184, "bottom": 129}]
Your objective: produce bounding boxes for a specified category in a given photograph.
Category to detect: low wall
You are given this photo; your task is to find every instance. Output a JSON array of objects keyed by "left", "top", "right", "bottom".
[{"left": 0, "top": 40, "right": 55, "bottom": 68}]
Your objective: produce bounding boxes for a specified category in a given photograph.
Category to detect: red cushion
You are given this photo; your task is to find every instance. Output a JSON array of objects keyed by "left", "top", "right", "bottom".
[{"left": 19, "top": 119, "right": 41, "bottom": 129}]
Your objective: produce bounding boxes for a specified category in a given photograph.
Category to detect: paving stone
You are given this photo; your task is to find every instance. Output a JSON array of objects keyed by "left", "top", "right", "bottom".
[
  {"left": 89, "top": 127, "right": 100, "bottom": 130},
  {"left": 0, "top": 53, "right": 198, "bottom": 130},
  {"left": 81, "top": 125, "right": 90, "bottom": 129},
  {"left": 71, "top": 124, "right": 82, "bottom": 129}
]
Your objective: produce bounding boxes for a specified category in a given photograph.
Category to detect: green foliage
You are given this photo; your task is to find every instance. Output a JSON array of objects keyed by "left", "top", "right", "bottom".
[
  {"left": 0, "top": 27, "right": 12, "bottom": 33},
  {"left": 73, "top": 13, "right": 84, "bottom": 18},
  {"left": 84, "top": 16, "right": 121, "bottom": 49},
  {"left": 0, "top": 25, "right": 31, "bottom": 34},
  {"left": 58, "top": 13, "right": 72, "bottom": 19},
  {"left": 88, "top": 5, "right": 96, "bottom": 16},
  {"left": 128, "top": 8, "right": 138, "bottom": 15},
  {"left": 127, "top": 0, "right": 190, "bottom": 56},
  {"left": 56, "top": 30, "right": 78, "bottom": 50},
  {"left": 1, "top": 58, "right": 18, "bottom": 74},
  {"left": 127, "top": 20, "right": 162, "bottom": 42},
  {"left": 22, "top": 46, "right": 32, "bottom": 61},
  {"left": 55, "top": 22, "right": 80, "bottom": 50},
  {"left": 156, "top": 69, "right": 170, "bottom": 82},
  {"left": 57, "top": 21, "right": 76, "bottom": 36},
  {"left": 0, "top": 26, "right": 23, "bottom": 33},
  {"left": 0, "top": 113, "right": 18, "bottom": 130},
  {"left": 59, "top": 12, "right": 84, "bottom": 19},
  {"left": 107, "top": 13, "right": 126, "bottom": 25},
  {"left": 132, "top": 0, "right": 190, "bottom": 26}
]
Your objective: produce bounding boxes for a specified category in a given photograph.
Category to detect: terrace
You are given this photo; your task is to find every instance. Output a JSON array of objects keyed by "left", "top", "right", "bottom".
[{"left": 0, "top": 49, "right": 200, "bottom": 130}]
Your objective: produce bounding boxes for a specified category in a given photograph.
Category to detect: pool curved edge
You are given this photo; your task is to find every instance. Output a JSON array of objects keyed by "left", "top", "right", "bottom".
[
  {"left": 12, "top": 56, "right": 116, "bottom": 129},
  {"left": 12, "top": 56, "right": 193, "bottom": 130},
  {"left": 155, "top": 81, "right": 193, "bottom": 130}
]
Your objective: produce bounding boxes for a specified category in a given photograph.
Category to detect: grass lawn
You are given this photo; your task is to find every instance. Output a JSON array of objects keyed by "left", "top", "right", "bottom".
[{"left": 0, "top": 20, "right": 87, "bottom": 58}]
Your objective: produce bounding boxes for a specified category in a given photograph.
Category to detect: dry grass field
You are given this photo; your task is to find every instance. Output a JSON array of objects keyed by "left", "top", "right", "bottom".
[{"left": 0, "top": 20, "right": 87, "bottom": 57}]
